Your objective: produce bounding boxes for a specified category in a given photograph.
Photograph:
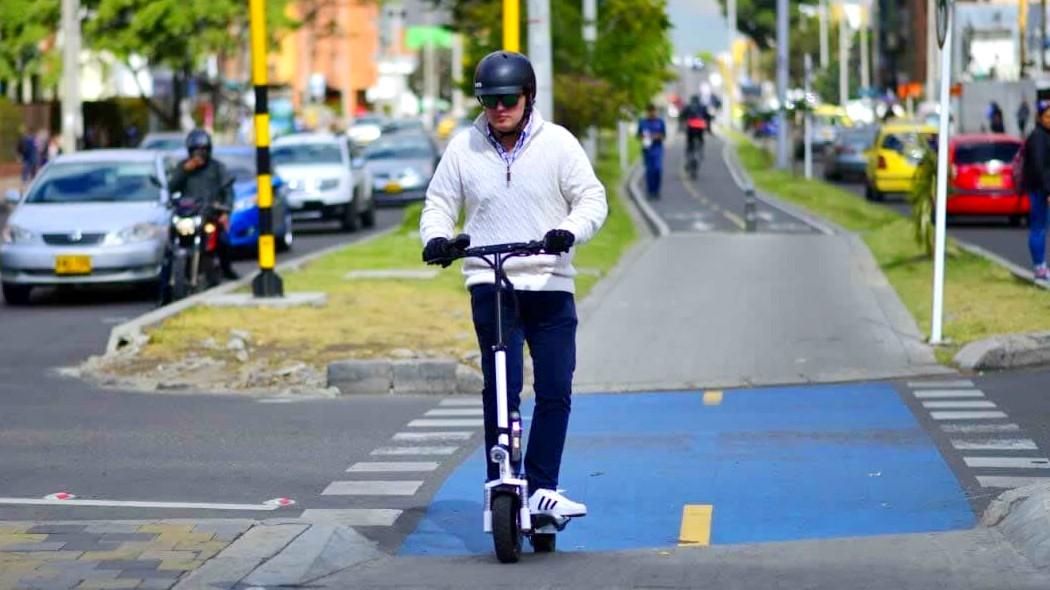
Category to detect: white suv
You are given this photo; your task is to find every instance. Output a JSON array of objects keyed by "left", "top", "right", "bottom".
[{"left": 271, "top": 133, "right": 374, "bottom": 231}]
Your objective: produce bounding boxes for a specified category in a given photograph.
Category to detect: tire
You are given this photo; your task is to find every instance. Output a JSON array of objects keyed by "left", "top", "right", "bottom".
[
  {"left": 1010, "top": 215, "right": 1026, "bottom": 227},
  {"left": 361, "top": 194, "right": 376, "bottom": 228},
  {"left": 340, "top": 195, "right": 359, "bottom": 232},
  {"left": 491, "top": 493, "right": 521, "bottom": 564},
  {"left": 2, "top": 283, "right": 31, "bottom": 305},
  {"left": 865, "top": 184, "right": 883, "bottom": 202},
  {"left": 171, "top": 253, "right": 190, "bottom": 301},
  {"left": 531, "top": 533, "right": 556, "bottom": 553}
]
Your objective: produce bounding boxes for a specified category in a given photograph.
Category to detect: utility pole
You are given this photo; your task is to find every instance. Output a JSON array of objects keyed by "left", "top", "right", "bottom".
[
  {"left": 927, "top": 0, "right": 937, "bottom": 98},
  {"left": 840, "top": 1, "right": 850, "bottom": 104},
  {"left": 727, "top": 0, "right": 737, "bottom": 129},
  {"left": 776, "top": 0, "right": 790, "bottom": 169},
  {"left": 528, "top": 0, "right": 554, "bottom": 119},
  {"left": 582, "top": 0, "right": 597, "bottom": 162},
  {"left": 341, "top": 0, "right": 356, "bottom": 123},
  {"left": 452, "top": 33, "right": 465, "bottom": 116},
  {"left": 504, "top": 0, "right": 520, "bottom": 51},
  {"left": 931, "top": 0, "right": 953, "bottom": 344},
  {"left": 804, "top": 54, "right": 814, "bottom": 179},
  {"left": 860, "top": 4, "right": 870, "bottom": 92},
  {"left": 820, "top": 0, "right": 830, "bottom": 68},
  {"left": 1043, "top": 0, "right": 1047, "bottom": 71},
  {"left": 60, "top": 0, "right": 81, "bottom": 153},
  {"left": 1020, "top": 0, "right": 1029, "bottom": 79},
  {"left": 423, "top": 10, "right": 437, "bottom": 130}
]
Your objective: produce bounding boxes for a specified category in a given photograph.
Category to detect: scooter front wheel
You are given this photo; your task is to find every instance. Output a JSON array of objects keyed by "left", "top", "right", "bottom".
[{"left": 491, "top": 493, "right": 522, "bottom": 563}]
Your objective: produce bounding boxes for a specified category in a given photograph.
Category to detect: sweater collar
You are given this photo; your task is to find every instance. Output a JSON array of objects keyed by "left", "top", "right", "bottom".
[{"left": 473, "top": 108, "right": 545, "bottom": 150}]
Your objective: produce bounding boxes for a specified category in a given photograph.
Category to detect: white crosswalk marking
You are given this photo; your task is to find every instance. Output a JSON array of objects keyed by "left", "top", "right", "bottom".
[
  {"left": 907, "top": 380, "right": 975, "bottom": 388},
  {"left": 951, "top": 438, "right": 1038, "bottom": 451},
  {"left": 393, "top": 431, "right": 473, "bottom": 442},
  {"left": 964, "top": 457, "right": 1050, "bottom": 469},
  {"left": 941, "top": 423, "right": 1021, "bottom": 433},
  {"left": 913, "top": 389, "right": 985, "bottom": 399},
  {"left": 322, "top": 481, "right": 424, "bottom": 496},
  {"left": 921, "top": 400, "right": 997, "bottom": 409},
  {"left": 371, "top": 446, "right": 459, "bottom": 456},
  {"left": 977, "top": 475, "right": 1050, "bottom": 489},
  {"left": 424, "top": 408, "right": 484, "bottom": 417},
  {"left": 440, "top": 398, "right": 484, "bottom": 406},
  {"left": 408, "top": 418, "right": 484, "bottom": 427},
  {"left": 299, "top": 509, "right": 403, "bottom": 526},
  {"left": 347, "top": 462, "right": 440, "bottom": 472},
  {"left": 930, "top": 411, "right": 1008, "bottom": 420}
]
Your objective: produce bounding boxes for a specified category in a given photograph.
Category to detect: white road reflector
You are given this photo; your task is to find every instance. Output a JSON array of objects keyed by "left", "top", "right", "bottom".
[
  {"left": 922, "top": 400, "right": 997, "bottom": 409},
  {"left": 963, "top": 457, "right": 1050, "bottom": 469},
  {"left": 913, "top": 389, "right": 985, "bottom": 399},
  {"left": 424, "top": 408, "right": 484, "bottom": 417},
  {"left": 977, "top": 475, "right": 1050, "bottom": 489},
  {"left": 299, "top": 508, "right": 402, "bottom": 526},
  {"left": 951, "top": 439, "right": 1037, "bottom": 451},
  {"left": 929, "top": 411, "right": 1008, "bottom": 420},
  {"left": 371, "top": 446, "right": 458, "bottom": 456},
  {"left": 347, "top": 462, "right": 440, "bottom": 472},
  {"left": 321, "top": 480, "right": 423, "bottom": 496},
  {"left": 408, "top": 419, "right": 484, "bottom": 427}
]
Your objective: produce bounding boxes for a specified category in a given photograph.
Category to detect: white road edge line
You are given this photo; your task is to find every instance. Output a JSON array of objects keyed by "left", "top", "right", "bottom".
[
  {"left": 371, "top": 446, "right": 459, "bottom": 456},
  {"left": 0, "top": 498, "right": 279, "bottom": 511},
  {"left": 922, "top": 400, "right": 997, "bottom": 409},
  {"left": 951, "top": 439, "right": 1038, "bottom": 451},
  {"left": 347, "top": 462, "right": 440, "bottom": 472},
  {"left": 930, "top": 411, "right": 1008, "bottom": 420},
  {"left": 913, "top": 389, "right": 985, "bottom": 399},
  {"left": 321, "top": 481, "right": 424, "bottom": 496},
  {"left": 940, "top": 424, "right": 1021, "bottom": 433},
  {"left": 963, "top": 457, "right": 1050, "bottom": 469},
  {"left": 440, "top": 399, "right": 484, "bottom": 406},
  {"left": 408, "top": 419, "right": 484, "bottom": 428},
  {"left": 977, "top": 475, "right": 1050, "bottom": 489},
  {"left": 424, "top": 409, "right": 484, "bottom": 417},
  {"left": 907, "top": 380, "right": 975, "bottom": 388},
  {"left": 393, "top": 431, "right": 473, "bottom": 441}
]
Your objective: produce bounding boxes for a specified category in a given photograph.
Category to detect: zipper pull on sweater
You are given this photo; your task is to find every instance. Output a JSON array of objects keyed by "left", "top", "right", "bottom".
[{"left": 506, "top": 165, "right": 511, "bottom": 186}]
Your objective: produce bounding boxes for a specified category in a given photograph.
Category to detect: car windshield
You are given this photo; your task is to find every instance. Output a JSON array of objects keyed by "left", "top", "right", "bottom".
[
  {"left": 272, "top": 143, "right": 342, "bottom": 165},
  {"left": 882, "top": 132, "right": 934, "bottom": 157},
  {"left": 25, "top": 162, "right": 160, "bottom": 204},
  {"left": 842, "top": 130, "right": 877, "bottom": 149},
  {"left": 141, "top": 138, "right": 184, "bottom": 150},
  {"left": 213, "top": 152, "right": 256, "bottom": 181},
  {"left": 955, "top": 142, "right": 1020, "bottom": 164},
  {"left": 364, "top": 136, "right": 433, "bottom": 160}
]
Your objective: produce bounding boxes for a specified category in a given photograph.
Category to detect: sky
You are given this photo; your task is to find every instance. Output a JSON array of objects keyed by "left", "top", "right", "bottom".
[{"left": 666, "top": 0, "right": 731, "bottom": 58}]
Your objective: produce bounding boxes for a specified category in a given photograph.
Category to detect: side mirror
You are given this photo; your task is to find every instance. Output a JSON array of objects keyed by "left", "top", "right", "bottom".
[{"left": 4, "top": 189, "right": 21, "bottom": 205}]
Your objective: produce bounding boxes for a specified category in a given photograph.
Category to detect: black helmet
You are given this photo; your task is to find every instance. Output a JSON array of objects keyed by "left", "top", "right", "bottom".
[
  {"left": 474, "top": 51, "right": 536, "bottom": 100},
  {"left": 186, "top": 128, "right": 212, "bottom": 151}
]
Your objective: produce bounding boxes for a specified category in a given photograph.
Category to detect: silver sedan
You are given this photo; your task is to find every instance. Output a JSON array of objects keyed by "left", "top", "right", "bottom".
[{"left": 1, "top": 150, "right": 171, "bottom": 305}]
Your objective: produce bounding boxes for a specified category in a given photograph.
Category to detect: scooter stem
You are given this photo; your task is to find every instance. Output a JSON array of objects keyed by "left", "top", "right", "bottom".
[{"left": 493, "top": 254, "right": 510, "bottom": 449}]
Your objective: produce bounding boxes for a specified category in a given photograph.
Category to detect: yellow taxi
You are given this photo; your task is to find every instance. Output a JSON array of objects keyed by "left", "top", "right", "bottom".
[
  {"left": 812, "top": 104, "right": 853, "bottom": 146},
  {"left": 864, "top": 120, "right": 938, "bottom": 201}
]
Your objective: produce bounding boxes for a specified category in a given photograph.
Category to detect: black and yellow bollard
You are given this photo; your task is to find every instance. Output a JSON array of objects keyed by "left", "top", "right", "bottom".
[
  {"left": 249, "top": 0, "right": 284, "bottom": 297},
  {"left": 744, "top": 184, "right": 757, "bottom": 233}
]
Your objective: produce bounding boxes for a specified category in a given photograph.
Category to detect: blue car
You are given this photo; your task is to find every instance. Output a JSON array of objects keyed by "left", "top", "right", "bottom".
[{"left": 212, "top": 147, "right": 294, "bottom": 252}]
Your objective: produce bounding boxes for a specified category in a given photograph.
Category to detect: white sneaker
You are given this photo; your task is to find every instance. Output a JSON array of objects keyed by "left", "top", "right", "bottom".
[{"left": 528, "top": 488, "right": 587, "bottom": 518}]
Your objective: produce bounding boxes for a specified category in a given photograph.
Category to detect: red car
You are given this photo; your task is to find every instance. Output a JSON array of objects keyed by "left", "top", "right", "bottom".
[{"left": 948, "top": 134, "right": 1028, "bottom": 223}]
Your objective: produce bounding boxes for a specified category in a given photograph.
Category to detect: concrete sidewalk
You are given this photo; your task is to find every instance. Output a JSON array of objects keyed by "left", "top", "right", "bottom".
[{"left": 574, "top": 162, "right": 950, "bottom": 393}]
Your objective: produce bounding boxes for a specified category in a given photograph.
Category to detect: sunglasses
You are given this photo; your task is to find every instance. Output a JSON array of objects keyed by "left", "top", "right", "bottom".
[{"left": 478, "top": 94, "right": 522, "bottom": 109}]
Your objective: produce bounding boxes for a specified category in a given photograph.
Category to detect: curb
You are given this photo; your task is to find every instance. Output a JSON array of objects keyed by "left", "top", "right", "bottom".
[
  {"left": 954, "top": 331, "right": 1050, "bottom": 371},
  {"left": 105, "top": 225, "right": 399, "bottom": 354},
  {"left": 625, "top": 160, "right": 671, "bottom": 237},
  {"left": 955, "top": 240, "right": 1050, "bottom": 292},
  {"left": 981, "top": 484, "right": 1050, "bottom": 569},
  {"left": 326, "top": 358, "right": 484, "bottom": 395}
]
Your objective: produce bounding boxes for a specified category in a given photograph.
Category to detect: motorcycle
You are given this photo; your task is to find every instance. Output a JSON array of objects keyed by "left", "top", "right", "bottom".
[{"left": 159, "top": 198, "right": 227, "bottom": 304}]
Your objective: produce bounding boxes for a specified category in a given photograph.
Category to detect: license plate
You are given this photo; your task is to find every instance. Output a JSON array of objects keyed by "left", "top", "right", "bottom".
[
  {"left": 55, "top": 255, "right": 91, "bottom": 275},
  {"left": 385, "top": 181, "right": 402, "bottom": 194},
  {"left": 979, "top": 174, "right": 1004, "bottom": 188}
]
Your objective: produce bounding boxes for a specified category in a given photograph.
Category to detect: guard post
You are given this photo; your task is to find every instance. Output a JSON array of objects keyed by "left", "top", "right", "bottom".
[
  {"left": 249, "top": 0, "right": 284, "bottom": 297},
  {"left": 744, "top": 183, "right": 757, "bottom": 233}
]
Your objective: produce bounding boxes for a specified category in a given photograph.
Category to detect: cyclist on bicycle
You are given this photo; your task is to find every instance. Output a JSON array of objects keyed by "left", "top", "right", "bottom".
[
  {"left": 420, "top": 51, "right": 608, "bottom": 519},
  {"left": 681, "top": 95, "right": 710, "bottom": 161}
]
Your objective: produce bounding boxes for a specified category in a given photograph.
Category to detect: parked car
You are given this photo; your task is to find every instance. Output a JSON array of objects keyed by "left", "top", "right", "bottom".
[
  {"left": 139, "top": 132, "right": 186, "bottom": 152},
  {"left": 864, "top": 121, "right": 938, "bottom": 201},
  {"left": 811, "top": 104, "right": 853, "bottom": 149},
  {"left": 210, "top": 146, "right": 294, "bottom": 251},
  {"left": 271, "top": 133, "right": 374, "bottom": 231},
  {"left": 363, "top": 130, "right": 441, "bottom": 205},
  {"left": 823, "top": 126, "right": 878, "bottom": 180},
  {"left": 0, "top": 150, "right": 171, "bottom": 305},
  {"left": 946, "top": 134, "right": 1027, "bottom": 224},
  {"left": 347, "top": 115, "right": 387, "bottom": 146}
]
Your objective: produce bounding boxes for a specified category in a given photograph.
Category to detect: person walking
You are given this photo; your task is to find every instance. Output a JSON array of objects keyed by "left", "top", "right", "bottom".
[
  {"left": 14, "top": 127, "right": 37, "bottom": 186},
  {"left": 989, "top": 102, "right": 1006, "bottom": 133},
  {"left": 1018, "top": 100, "right": 1031, "bottom": 137},
  {"left": 1021, "top": 101, "right": 1050, "bottom": 280},
  {"left": 420, "top": 50, "right": 607, "bottom": 518},
  {"left": 637, "top": 103, "right": 666, "bottom": 198}
]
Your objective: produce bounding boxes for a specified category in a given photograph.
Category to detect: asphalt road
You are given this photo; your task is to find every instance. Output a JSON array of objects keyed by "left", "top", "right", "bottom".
[{"left": 809, "top": 159, "right": 1034, "bottom": 269}]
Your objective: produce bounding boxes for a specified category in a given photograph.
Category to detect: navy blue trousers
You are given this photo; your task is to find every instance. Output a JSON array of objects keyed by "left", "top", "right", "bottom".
[
  {"left": 469, "top": 284, "right": 577, "bottom": 491},
  {"left": 643, "top": 145, "right": 664, "bottom": 195}
]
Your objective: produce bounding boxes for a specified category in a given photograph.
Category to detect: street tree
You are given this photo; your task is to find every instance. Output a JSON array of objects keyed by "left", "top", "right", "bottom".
[{"left": 0, "top": 0, "right": 61, "bottom": 98}]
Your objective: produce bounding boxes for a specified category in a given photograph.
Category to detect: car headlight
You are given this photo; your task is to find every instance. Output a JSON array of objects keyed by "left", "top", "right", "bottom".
[
  {"left": 318, "top": 178, "right": 340, "bottom": 191},
  {"left": 174, "top": 216, "right": 200, "bottom": 237},
  {"left": 399, "top": 168, "right": 424, "bottom": 189},
  {"left": 1, "top": 224, "right": 33, "bottom": 245},
  {"left": 104, "top": 223, "right": 165, "bottom": 246},
  {"left": 234, "top": 196, "right": 258, "bottom": 213}
]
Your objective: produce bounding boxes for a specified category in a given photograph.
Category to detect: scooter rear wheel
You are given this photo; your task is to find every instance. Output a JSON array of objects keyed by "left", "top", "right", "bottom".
[
  {"left": 491, "top": 493, "right": 521, "bottom": 563},
  {"left": 531, "top": 533, "right": 556, "bottom": 553}
]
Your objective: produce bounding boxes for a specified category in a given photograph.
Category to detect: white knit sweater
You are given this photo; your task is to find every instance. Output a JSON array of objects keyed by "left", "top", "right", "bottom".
[{"left": 419, "top": 110, "right": 608, "bottom": 293}]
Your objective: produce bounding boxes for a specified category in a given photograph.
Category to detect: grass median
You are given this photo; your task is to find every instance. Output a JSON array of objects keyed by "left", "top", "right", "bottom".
[
  {"left": 107, "top": 133, "right": 640, "bottom": 390},
  {"left": 734, "top": 135, "right": 1050, "bottom": 364}
]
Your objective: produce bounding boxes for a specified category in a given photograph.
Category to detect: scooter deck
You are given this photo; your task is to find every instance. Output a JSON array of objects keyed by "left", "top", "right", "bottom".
[{"left": 530, "top": 513, "right": 572, "bottom": 534}]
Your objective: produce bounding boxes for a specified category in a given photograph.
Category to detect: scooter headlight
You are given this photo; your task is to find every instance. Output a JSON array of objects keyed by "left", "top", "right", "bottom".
[{"left": 174, "top": 216, "right": 199, "bottom": 237}]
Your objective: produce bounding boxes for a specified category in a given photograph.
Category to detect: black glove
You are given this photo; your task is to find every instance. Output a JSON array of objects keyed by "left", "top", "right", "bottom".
[
  {"left": 543, "top": 229, "right": 575, "bottom": 254},
  {"left": 423, "top": 237, "right": 454, "bottom": 267}
]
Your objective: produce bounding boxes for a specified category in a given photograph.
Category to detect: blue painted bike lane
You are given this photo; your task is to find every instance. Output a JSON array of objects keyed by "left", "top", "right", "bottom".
[{"left": 401, "top": 382, "right": 974, "bottom": 555}]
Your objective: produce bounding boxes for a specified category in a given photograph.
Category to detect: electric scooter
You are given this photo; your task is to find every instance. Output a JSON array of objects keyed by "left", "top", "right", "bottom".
[{"left": 431, "top": 233, "right": 577, "bottom": 563}]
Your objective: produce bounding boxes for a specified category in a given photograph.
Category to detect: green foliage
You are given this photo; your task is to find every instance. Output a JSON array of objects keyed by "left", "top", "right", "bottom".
[
  {"left": 445, "top": 0, "right": 672, "bottom": 135},
  {"left": 0, "top": 97, "right": 23, "bottom": 162},
  {"left": 909, "top": 146, "right": 936, "bottom": 257},
  {"left": 716, "top": 0, "right": 816, "bottom": 50},
  {"left": 0, "top": 0, "right": 60, "bottom": 82}
]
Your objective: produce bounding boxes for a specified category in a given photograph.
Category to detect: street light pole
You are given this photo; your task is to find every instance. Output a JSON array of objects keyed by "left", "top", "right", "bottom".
[
  {"left": 528, "top": 0, "right": 554, "bottom": 119},
  {"left": 820, "top": 0, "right": 830, "bottom": 68},
  {"left": 931, "top": 0, "right": 953, "bottom": 344},
  {"left": 727, "top": 0, "right": 737, "bottom": 129},
  {"left": 776, "top": 0, "right": 790, "bottom": 169},
  {"left": 804, "top": 54, "right": 814, "bottom": 179},
  {"left": 839, "top": 1, "right": 850, "bottom": 104},
  {"left": 503, "top": 0, "right": 520, "bottom": 52},
  {"left": 60, "top": 0, "right": 81, "bottom": 154},
  {"left": 582, "top": 0, "right": 597, "bottom": 162}
]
